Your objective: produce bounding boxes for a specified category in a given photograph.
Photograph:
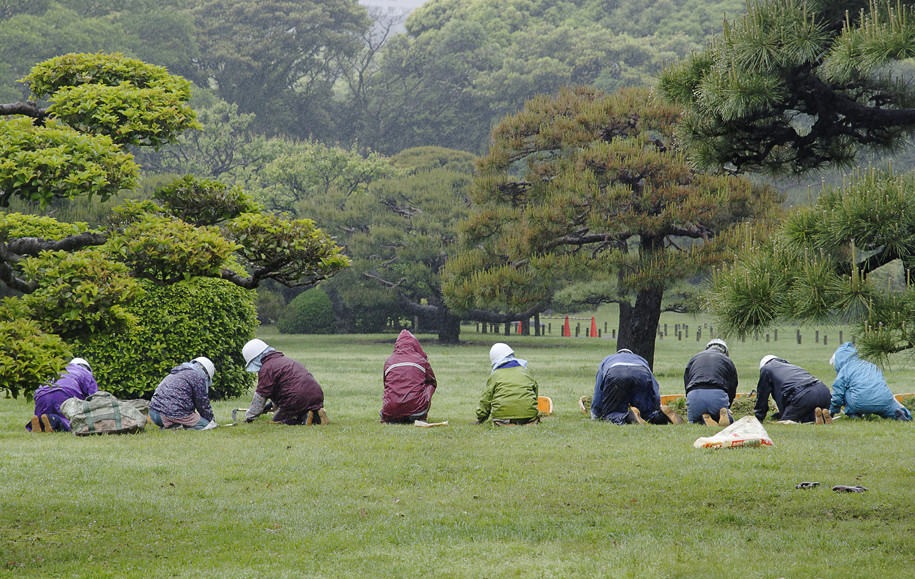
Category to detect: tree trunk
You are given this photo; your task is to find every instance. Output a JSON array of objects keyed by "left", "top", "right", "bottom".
[
  {"left": 437, "top": 307, "right": 461, "bottom": 344},
  {"left": 325, "top": 287, "right": 353, "bottom": 333},
  {"left": 617, "top": 287, "right": 663, "bottom": 369}
]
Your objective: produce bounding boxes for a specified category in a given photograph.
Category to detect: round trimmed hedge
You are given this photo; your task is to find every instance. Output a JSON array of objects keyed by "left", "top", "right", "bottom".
[
  {"left": 76, "top": 277, "right": 257, "bottom": 399},
  {"left": 277, "top": 287, "right": 335, "bottom": 334}
]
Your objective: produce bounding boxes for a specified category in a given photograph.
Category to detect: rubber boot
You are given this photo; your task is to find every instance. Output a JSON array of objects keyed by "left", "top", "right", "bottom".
[
  {"left": 661, "top": 404, "right": 684, "bottom": 424},
  {"left": 629, "top": 406, "right": 647, "bottom": 425}
]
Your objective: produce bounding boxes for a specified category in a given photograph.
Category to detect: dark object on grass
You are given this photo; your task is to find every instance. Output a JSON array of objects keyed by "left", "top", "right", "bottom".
[
  {"left": 794, "top": 482, "right": 819, "bottom": 489},
  {"left": 832, "top": 485, "right": 867, "bottom": 493}
]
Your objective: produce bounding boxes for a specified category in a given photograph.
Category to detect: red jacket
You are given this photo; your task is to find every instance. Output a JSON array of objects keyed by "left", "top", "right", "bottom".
[
  {"left": 382, "top": 330, "right": 437, "bottom": 419},
  {"left": 256, "top": 351, "right": 324, "bottom": 415}
]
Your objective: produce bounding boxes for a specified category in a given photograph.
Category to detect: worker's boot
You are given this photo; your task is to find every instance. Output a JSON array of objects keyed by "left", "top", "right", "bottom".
[
  {"left": 629, "top": 406, "right": 647, "bottom": 425},
  {"left": 30, "top": 415, "right": 41, "bottom": 432},
  {"left": 40, "top": 414, "right": 53, "bottom": 432},
  {"left": 814, "top": 408, "right": 824, "bottom": 425},
  {"left": 718, "top": 408, "right": 731, "bottom": 427},
  {"left": 304, "top": 410, "right": 314, "bottom": 425},
  {"left": 317, "top": 407, "right": 329, "bottom": 425},
  {"left": 661, "top": 404, "right": 684, "bottom": 424},
  {"left": 821, "top": 409, "right": 833, "bottom": 425},
  {"left": 702, "top": 413, "right": 717, "bottom": 426}
]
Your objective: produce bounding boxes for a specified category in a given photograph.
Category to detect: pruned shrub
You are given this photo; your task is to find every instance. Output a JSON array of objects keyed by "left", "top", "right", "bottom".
[
  {"left": 0, "top": 306, "right": 71, "bottom": 400},
  {"left": 77, "top": 277, "right": 257, "bottom": 399},
  {"left": 277, "top": 287, "right": 334, "bottom": 334}
]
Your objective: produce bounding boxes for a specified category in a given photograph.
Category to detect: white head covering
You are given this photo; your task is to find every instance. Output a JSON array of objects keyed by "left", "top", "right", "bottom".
[
  {"left": 617, "top": 348, "right": 633, "bottom": 354},
  {"left": 489, "top": 342, "right": 514, "bottom": 368},
  {"left": 759, "top": 355, "right": 779, "bottom": 370},
  {"left": 706, "top": 339, "right": 728, "bottom": 355},
  {"left": 70, "top": 358, "right": 91, "bottom": 372},
  {"left": 192, "top": 356, "right": 215, "bottom": 380},
  {"left": 243, "top": 339, "right": 270, "bottom": 366},
  {"left": 829, "top": 353, "right": 836, "bottom": 368}
]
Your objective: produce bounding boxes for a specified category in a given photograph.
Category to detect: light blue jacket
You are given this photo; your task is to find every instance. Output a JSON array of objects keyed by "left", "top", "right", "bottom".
[{"left": 830, "top": 343, "right": 910, "bottom": 419}]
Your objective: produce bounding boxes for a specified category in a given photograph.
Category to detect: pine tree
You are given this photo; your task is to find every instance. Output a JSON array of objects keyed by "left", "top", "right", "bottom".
[
  {"left": 658, "top": 0, "right": 915, "bottom": 175},
  {"left": 443, "top": 87, "right": 781, "bottom": 367}
]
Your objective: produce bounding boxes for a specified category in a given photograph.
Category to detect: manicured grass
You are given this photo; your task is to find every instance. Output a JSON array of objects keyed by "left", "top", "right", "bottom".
[{"left": 2, "top": 318, "right": 913, "bottom": 577}]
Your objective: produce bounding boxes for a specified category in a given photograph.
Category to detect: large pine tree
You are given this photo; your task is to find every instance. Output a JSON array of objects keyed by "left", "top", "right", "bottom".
[{"left": 443, "top": 87, "right": 781, "bottom": 367}]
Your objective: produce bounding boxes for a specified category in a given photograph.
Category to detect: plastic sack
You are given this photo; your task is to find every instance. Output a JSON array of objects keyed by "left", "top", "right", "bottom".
[
  {"left": 693, "top": 415, "right": 774, "bottom": 449},
  {"left": 60, "top": 391, "right": 146, "bottom": 436}
]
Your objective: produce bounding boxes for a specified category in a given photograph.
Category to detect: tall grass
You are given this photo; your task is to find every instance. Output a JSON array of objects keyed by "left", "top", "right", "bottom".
[{"left": 2, "top": 319, "right": 912, "bottom": 577}]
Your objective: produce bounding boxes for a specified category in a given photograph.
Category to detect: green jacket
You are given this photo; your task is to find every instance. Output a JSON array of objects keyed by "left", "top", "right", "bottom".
[{"left": 476, "top": 363, "right": 539, "bottom": 422}]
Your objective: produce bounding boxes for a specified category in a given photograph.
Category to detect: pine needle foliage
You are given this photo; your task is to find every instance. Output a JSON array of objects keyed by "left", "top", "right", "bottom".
[
  {"left": 659, "top": 0, "right": 915, "bottom": 175},
  {"left": 444, "top": 86, "right": 782, "bottom": 367},
  {"left": 711, "top": 166, "right": 915, "bottom": 361}
]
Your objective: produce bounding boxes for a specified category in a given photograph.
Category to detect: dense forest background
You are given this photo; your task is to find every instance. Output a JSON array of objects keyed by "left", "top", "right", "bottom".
[
  {"left": 0, "top": 0, "right": 749, "bottom": 153},
  {"left": 4, "top": 0, "right": 914, "bottom": 336}
]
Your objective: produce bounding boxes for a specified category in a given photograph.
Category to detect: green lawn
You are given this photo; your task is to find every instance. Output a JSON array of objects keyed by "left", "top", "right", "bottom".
[{"left": 2, "top": 316, "right": 913, "bottom": 577}]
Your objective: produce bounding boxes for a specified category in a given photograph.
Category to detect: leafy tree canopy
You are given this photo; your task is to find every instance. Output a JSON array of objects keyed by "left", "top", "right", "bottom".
[
  {"left": 1, "top": 52, "right": 198, "bottom": 207},
  {"left": 0, "top": 1, "right": 196, "bottom": 102},
  {"left": 350, "top": 0, "right": 745, "bottom": 153},
  {"left": 443, "top": 86, "right": 782, "bottom": 366},
  {"left": 189, "top": 0, "right": 371, "bottom": 138},
  {"left": 0, "top": 54, "right": 349, "bottom": 398},
  {"left": 658, "top": 0, "right": 915, "bottom": 175}
]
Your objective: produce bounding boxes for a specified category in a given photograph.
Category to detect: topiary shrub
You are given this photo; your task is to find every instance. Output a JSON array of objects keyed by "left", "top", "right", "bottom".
[
  {"left": 77, "top": 277, "right": 257, "bottom": 399},
  {"left": 277, "top": 287, "right": 335, "bottom": 334}
]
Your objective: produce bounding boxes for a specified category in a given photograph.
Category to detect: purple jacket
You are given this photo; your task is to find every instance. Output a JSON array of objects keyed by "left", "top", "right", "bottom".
[
  {"left": 30, "top": 363, "right": 99, "bottom": 430},
  {"left": 382, "top": 330, "right": 437, "bottom": 419},
  {"left": 150, "top": 363, "right": 214, "bottom": 421}
]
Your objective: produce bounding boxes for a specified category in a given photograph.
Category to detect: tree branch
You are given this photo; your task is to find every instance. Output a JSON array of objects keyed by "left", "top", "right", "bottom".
[
  {"left": 0, "top": 242, "right": 37, "bottom": 293},
  {"left": 363, "top": 272, "right": 406, "bottom": 288},
  {"left": 7, "top": 232, "right": 109, "bottom": 257},
  {"left": 0, "top": 101, "right": 49, "bottom": 123}
]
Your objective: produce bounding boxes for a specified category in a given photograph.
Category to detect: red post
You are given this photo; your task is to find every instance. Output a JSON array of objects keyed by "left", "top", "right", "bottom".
[
  {"left": 590, "top": 316, "right": 598, "bottom": 338},
  {"left": 562, "top": 316, "right": 571, "bottom": 337}
]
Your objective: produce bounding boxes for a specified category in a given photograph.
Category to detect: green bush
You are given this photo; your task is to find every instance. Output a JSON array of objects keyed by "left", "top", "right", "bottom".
[
  {"left": 77, "top": 277, "right": 257, "bottom": 399},
  {"left": 277, "top": 287, "right": 335, "bottom": 334},
  {"left": 0, "top": 306, "right": 71, "bottom": 400}
]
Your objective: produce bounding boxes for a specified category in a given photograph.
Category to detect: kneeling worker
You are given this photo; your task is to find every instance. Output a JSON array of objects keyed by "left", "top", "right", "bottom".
[
  {"left": 684, "top": 339, "right": 738, "bottom": 426},
  {"left": 756, "top": 355, "right": 832, "bottom": 424},
  {"left": 476, "top": 343, "right": 539, "bottom": 425},
  {"left": 829, "top": 342, "right": 911, "bottom": 421},
  {"left": 243, "top": 339, "right": 327, "bottom": 425},
  {"left": 149, "top": 357, "right": 217, "bottom": 430},
  {"left": 382, "top": 330, "right": 437, "bottom": 423},
  {"left": 592, "top": 348, "right": 683, "bottom": 424},
  {"left": 27, "top": 358, "right": 99, "bottom": 432}
]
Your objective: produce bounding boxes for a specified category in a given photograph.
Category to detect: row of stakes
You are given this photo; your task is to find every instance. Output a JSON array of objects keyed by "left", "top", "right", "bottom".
[{"left": 475, "top": 319, "right": 845, "bottom": 345}]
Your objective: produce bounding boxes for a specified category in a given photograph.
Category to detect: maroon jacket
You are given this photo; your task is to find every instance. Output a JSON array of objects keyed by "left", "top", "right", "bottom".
[
  {"left": 256, "top": 351, "right": 324, "bottom": 417},
  {"left": 382, "top": 330, "right": 437, "bottom": 420}
]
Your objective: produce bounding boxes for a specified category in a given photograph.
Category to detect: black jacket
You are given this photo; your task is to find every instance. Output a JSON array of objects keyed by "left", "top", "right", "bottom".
[
  {"left": 754, "top": 359, "right": 821, "bottom": 421},
  {"left": 683, "top": 349, "right": 738, "bottom": 402}
]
